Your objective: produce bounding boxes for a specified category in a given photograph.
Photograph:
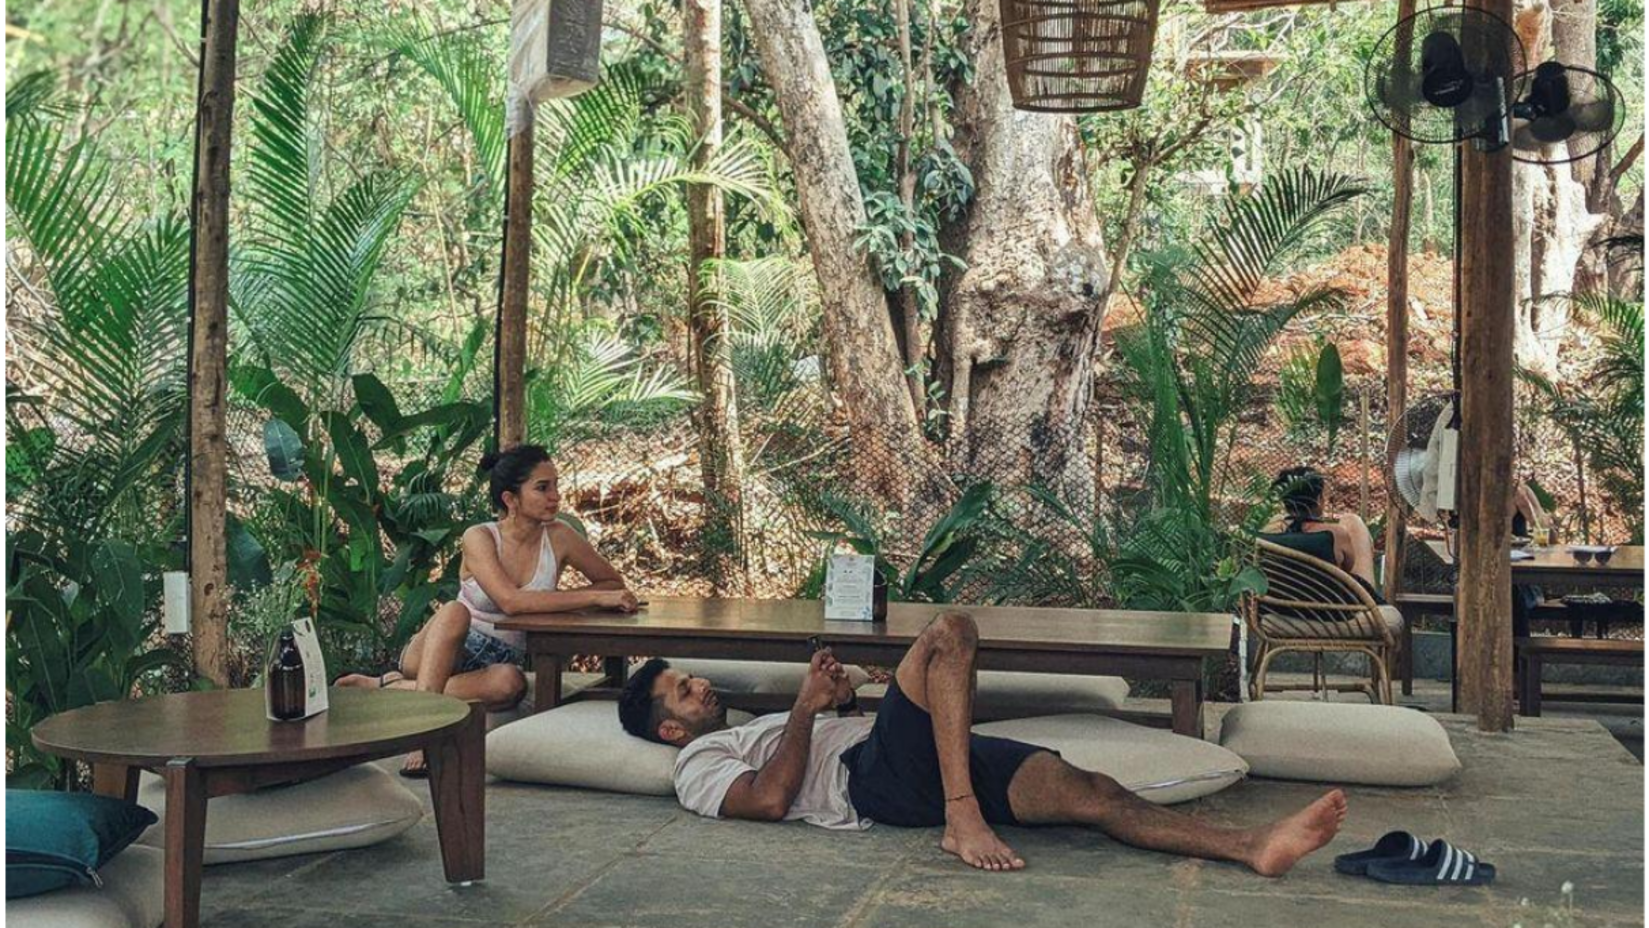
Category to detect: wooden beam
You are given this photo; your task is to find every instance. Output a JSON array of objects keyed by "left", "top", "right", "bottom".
[
  {"left": 496, "top": 104, "right": 533, "bottom": 450},
  {"left": 1454, "top": 0, "right": 1517, "bottom": 732},
  {"left": 1382, "top": 0, "right": 1416, "bottom": 609},
  {"left": 187, "top": 0, "right": 240, "bottom": 688}
]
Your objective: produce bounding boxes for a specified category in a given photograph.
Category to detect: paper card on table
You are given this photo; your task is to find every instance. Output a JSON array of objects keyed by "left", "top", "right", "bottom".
[
  {"left": 824, "top": 554, "right": 876, "bottom": 621},
  {"left": 293, "top": 618, "right": 329, "bottom": 717}
]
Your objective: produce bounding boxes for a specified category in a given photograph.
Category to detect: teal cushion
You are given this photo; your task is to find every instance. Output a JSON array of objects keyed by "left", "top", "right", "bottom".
[{"left": 6, "top": 790, "right": 157, "bottom": 898}]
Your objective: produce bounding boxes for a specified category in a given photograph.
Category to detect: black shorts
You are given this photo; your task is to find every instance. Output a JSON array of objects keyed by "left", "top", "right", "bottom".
[{"left": 841, "top": 679, "right": 1053, "bottom": 827}]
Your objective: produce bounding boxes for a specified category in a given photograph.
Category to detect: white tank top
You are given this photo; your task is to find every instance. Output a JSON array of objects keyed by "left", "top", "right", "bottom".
[{"left": 458, "top": 521, "right": 559, "bottom": 649}]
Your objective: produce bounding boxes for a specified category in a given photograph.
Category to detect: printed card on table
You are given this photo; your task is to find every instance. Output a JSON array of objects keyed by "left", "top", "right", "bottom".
[
  {"left": 824, "top": 554, "right": 877, "bottom": 621},
  {"left": 292, "top": 617, "right": 329, "bottom": 717}
]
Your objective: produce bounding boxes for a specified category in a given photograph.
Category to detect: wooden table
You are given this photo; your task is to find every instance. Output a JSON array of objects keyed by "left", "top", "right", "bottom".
[
  {"left": 496, "top": 598, "right": 1236, "bottom": 738},
  {"left": 32, "top": 688, "right": 485, "bottom": 928},
  {"left": 1418, "top": 541, "right": 1643, "bottom": 710},
  {"left": 1425, "top": 541, "right": 1645, "bottom": 588}
]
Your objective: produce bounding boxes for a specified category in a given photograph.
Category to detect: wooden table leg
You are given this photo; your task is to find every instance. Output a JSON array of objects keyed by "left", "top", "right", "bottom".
[
  {"left": 162, "top": 758, "right": 207, "bottom": 928},
  {"left": 1400, "top": 615, "right": 1414, "bottom": 696},
  {"left": 1521, "top": 650, "right": 1544, "bottom": 717},
  {"left": 1170, "top": 678, "right": 1205, "bottom": 739},
  {"left": 91, "top": 763, "right": 139, "bottom": 802},
  {"left": 426, "top": 702, "right": 485, "bottom": 884},
  {"left": 603, "top": 655, "right": 627, "bottom": 688},
  {"left": 532, "top": 651, "right": 564, "bottom": 714}
]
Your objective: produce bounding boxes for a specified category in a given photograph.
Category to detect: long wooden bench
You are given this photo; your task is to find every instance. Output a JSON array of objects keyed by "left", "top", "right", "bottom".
[{"left": 1516, "top": 636, "right": 1644, "bottom": 717}]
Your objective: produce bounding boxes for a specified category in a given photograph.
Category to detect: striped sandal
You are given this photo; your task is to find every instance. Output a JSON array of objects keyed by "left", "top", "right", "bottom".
[
  {"left": 1366, "top": 839, "right": 1496, "bottom": 885},
  {"left": 1334, "top": 831, "right": 1428, "bottom": 876}
]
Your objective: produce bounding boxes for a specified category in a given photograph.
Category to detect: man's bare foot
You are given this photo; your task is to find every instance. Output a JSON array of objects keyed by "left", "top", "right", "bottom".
[
  {"left": 941, "top": 812, "right": 1025, "bottom": 872},
  {"left": 1248, "top": 790, "right": 1348, "bottom": 877}
]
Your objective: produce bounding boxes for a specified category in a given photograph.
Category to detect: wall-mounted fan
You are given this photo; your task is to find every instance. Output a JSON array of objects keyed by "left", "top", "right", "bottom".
[
  {"left": 1365, "top": 6, "right": 1627, "bottom": 163},
  {"left": 1366, "top": 7, "right": 1526, "bottom": 149},
  {"left": 1509, "top": 62, "right": 1626, "bottom": 164}
]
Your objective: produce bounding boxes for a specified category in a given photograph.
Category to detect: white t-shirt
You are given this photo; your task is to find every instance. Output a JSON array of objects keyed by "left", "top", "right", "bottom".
[{"left": 673, "top": 713, "right": 877, "bottom": 830}]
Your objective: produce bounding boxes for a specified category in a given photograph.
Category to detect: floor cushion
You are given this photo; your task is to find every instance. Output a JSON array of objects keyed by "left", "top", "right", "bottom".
[
  {"left": 135, "top": 763, "right": 423, "bottom": 864},
  {"left": 6, "top": 845, "right": 163, "bottom": 928},
  {"left": 487, "top": 671, "right": 606, "bottom": 730},
  {"left": 6, "top": 789, "right": 157, "bottom": 898},
  {"left": 488, "top": 700, "right": 756, "bottom": 795},
  {"left": 858, "top": 671, "right": 1130, "bottom": 718},
  {"left": 665, "top": 659, "right": 871, "bottom": 694},
  {"left": 974, "top": 715, "right": 1248, "bottom": 804},
  {"left": 1218, "top": 701, "right": 1461, "bottom": 786}
]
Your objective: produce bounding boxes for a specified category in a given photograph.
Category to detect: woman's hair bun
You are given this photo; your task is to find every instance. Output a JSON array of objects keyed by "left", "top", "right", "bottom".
[{"left": 478, "top": 449, "right": 503, "bottom": 472}]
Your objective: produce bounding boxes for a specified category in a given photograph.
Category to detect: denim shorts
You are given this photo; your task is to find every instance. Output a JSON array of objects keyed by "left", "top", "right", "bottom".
[{"left": 454, "top": 628, "right": 527, "bottom": 674}]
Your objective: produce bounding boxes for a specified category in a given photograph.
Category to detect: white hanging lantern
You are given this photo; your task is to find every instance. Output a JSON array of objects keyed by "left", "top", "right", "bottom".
[{"left": 510, "top": 0, "right": 604, "bottom": 107}]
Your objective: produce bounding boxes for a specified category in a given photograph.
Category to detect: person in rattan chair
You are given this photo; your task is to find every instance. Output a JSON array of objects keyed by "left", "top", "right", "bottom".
[{"left": 1265, "top": 466, "right": 1378, "bottom": 591}]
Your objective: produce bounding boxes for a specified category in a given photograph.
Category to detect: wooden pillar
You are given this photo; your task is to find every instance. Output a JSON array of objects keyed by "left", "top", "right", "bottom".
[
  {"left": 496, "top": 101, "right": 533, "bottom": 450},
  {"left": 187, "top": 0, "right": 240, "bottom": 688},
  {"left": 1382, "top": 0, "right": 1416, "bottom": 605},
  {"left": 1454, "top": 0, "right": 1517, "bottom": 732},
  {"left": 1378, "top": 0, "right": 1418, "bottom": 606}
]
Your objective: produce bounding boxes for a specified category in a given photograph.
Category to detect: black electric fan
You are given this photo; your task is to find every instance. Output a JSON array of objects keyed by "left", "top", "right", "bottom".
[
  {"left": 1509, "top": 62, "right": 1626, "bottom": 164},
  {"left": 1365, "top": 6, "right": 1526, "bottom": 149}
]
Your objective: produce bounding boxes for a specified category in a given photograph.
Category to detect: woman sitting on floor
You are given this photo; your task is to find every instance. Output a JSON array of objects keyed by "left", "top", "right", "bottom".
[
  {"left": 1265, "top": 466, "right": 1378, "bottom": 590},
  {"left": 339, "top": 443, "right": 639, "bottom": 776}
]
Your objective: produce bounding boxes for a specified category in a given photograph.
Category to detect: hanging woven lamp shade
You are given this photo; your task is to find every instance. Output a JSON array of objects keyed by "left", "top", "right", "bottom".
[{"left": 999, "top": 0, "right": 1162, "bottom": 112}]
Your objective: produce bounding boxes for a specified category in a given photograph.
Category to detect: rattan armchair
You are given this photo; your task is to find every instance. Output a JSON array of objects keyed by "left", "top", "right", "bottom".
[{"left": 1245, "top": 538, "right": 1400, "bottom": 704}]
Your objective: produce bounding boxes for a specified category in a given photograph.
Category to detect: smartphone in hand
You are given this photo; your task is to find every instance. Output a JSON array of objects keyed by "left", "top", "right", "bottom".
[{"left": 806, "top": 635, "right": 824, "bottom": 655}]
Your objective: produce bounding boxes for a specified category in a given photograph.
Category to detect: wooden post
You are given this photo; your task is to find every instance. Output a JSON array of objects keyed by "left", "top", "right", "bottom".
[
  {"left": 1358, "top": 388, "right": 1371, "bottom": 523},
  {"left": 1454, "top": 0, "right": 1517, "bottom": 732},
  {"left": 187, "top": 0, "right": 240, "bottom": 688},
  {"left": 495, "top": 100, "right": 533, "bottom": 450},
  {"left": 1382, "top": 0, "right": 1415, "bottom": 605},
  {"left": 685, "top": 0, "right": 750, "bottom": 594}
]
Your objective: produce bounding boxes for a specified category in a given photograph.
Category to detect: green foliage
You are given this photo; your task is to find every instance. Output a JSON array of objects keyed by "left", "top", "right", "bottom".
[
  {"left": 1520, "top": 294, "right": 1646, "bottom": 542},
  {"left": 1105, "top": 170, "right": 1362, "bottom": 611},
  {"left": 1274, "top": 337, "right": 1346, "bottom": 453},
  {"left": 7, "top": 533, "right": 185, "bottom": 788},
  {"left": 800, "top": 484, "right": 995, "bottom": 604}
]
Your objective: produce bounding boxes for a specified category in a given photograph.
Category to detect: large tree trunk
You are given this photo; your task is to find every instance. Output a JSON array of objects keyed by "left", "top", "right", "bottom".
[
  {"left": 1509, "top": 0, "right": 1605, "bottom": 374},
  {"left": 188, "top": 0, "right": 240, "bottom": 688},
  {"left": 740, "top": 0, "right": 931, "bottom": 505},
  {"left": 684, "top": 0, "right": 750, "bottom": 594},
  {"left": 937, "top": 0, "right": 1109, "bottom": 502}
]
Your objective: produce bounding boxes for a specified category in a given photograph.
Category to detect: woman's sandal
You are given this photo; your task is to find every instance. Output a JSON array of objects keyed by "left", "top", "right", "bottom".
[
  {"left": 1334, "top": 831, "right": 1428, "bottom": 876},
  {"left": 399, "top": 752, "right": 430, "bottom": 780},
  {"left": 1366, "top": 839, "right": 1496, "bottom": 885}
]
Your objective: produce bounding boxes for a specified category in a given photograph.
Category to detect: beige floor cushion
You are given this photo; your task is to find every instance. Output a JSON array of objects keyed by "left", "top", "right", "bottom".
[
  {"left": 7, "top": 845, "right": 163, "bottom": 928},
  {"left": 1218, "top": 701, "right": 1461, "bottom": 786},
  {"left": 136, "top": 763, "right": 424, "bottom": 864},
  {"left": 666, "top": 659, "right": 871, "bottom": 694},
  {"left": 974, "top": 714, "right": 1248, "bottom": 804},
  {"left": 488, "top": 700, "right": 756, "bottom": 794},
  {"left": 487, "top": 671, "right": 606, "bottom": 730},
  {"left": 858, "top": 671, "right": 1129, "bottom": 718}
]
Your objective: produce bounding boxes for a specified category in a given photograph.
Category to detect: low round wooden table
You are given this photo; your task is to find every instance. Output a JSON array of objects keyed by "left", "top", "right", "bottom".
[{"left": 32, "top": 687, "right": 485, "bottom": 928}]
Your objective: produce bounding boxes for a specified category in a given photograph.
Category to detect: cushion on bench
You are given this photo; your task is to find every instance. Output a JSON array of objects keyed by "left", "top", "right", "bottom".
[
  {"left": 6, "top": 846, "right": 163, "bottom": 928},
  {"left": 1218, "top": 702, "right": 1460, "bottom": 786},
  {"left": 488, "top": 700, "right": 756, "bottom": 794},
  {"left": 857, "top": 671, "right": 1130, "bottom": 717},
  {"left": 665, "top": 659, "right": 871, "bottom": 694},
  {"left": 487, "top": 671, "right": 607, "bottom": 730},
  {"left": 136, "top": 764, "right": 424, "bottom": 864},
  {"left": 973, "top": 715, "right": 1247, "bottom": 804}
]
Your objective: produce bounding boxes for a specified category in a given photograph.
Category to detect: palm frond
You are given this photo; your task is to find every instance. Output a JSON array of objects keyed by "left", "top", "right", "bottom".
[{"left": 391, "top": 24, "right": 505, "bottom": 194}]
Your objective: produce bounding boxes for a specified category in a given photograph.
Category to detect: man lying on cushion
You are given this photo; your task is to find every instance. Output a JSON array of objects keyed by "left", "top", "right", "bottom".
[{"left": 617, "top": 611, "right": 1346, "bottom": 873}]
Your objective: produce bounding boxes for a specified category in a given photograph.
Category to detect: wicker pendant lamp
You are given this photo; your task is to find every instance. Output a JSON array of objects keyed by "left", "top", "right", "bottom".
[{"left": 999, "top": 0, "right": 1162, "bottom": 112}]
